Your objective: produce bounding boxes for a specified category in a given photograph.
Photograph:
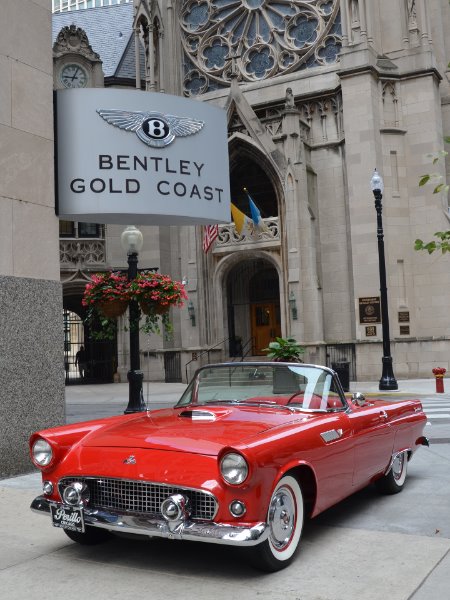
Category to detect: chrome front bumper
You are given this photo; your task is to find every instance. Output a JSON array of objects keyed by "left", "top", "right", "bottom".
[{"left": 30, "top": 496, "right": 268, "bottom": 547}]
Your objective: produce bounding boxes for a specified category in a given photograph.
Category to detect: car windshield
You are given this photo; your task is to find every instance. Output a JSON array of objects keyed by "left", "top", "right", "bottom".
[{"left": 176, "top": 364, "right": 345, "bottom": 411}]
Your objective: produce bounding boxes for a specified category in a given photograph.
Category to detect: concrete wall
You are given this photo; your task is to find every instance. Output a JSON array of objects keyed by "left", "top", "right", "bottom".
[{"left": 0, "top": 0, "right": 64, "bottom": 477}]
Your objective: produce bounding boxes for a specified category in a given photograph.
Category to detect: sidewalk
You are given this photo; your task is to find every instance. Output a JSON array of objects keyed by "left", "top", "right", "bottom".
[{"left": 350, "top": 377, "right": 450, "bottom": 397}]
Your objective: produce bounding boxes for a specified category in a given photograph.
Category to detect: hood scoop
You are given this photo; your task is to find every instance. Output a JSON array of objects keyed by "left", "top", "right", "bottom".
[{"left": 178, "top": 409, "right": 217, "bottom": 422}]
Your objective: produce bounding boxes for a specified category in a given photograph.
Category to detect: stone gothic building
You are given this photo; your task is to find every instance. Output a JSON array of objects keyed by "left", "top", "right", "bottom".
[{"left": 52, "top": 0, "right": 450, "bottom": 385}]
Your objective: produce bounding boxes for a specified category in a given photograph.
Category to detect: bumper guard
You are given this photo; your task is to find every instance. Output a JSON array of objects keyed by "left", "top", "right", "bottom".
[{"left": 30, "top": 496, "right": 268, "bottom": 547}]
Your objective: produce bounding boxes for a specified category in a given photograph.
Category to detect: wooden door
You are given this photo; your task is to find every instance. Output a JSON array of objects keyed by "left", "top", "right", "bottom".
[{"left": 251, "top": 303, "right": 281, "bottom": 355}]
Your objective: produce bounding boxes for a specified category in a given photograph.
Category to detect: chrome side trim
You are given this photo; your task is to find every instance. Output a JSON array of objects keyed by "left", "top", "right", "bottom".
[
  {"left": 384, "top": 449, "right": 411, "bottom": 475},
  {"left": 30, "top": 496, "right": 268, "bottom": 547},
  {"left": 320, "top": 429, "right": 343, "bottom": 443}
]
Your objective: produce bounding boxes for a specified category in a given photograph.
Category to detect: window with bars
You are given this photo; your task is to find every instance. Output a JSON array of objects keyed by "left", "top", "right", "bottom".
[{"left": 59, "top": 221, "right": 104, "bottom": 239}]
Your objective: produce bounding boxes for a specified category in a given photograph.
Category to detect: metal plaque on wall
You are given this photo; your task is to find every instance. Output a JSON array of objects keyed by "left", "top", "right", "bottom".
[
  {"left": 55, "top": 89, "right": 230, "bottom": 225},
  {"left": 359, "top": 297, "right": 381, "bottom": 324}
]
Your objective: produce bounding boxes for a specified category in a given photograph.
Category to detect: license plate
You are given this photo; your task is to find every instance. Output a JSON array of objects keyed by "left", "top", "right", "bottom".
[{"left": 50, "top": 504, "right": 85, "bottom": 533}]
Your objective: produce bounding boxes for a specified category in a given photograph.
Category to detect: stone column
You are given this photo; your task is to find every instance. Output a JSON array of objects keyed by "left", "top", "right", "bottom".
[
  {"left": 0, "top": 0, "right": 64, "bottom": 477},
  {"left": 135, "top": 26, "right": 141, "bottom": 89},
  {"left": 340, "top": 71, "right": 384, "bottom": 344},
  {"left": 340, "top": 0, "right": 350, "bottom": 47},
  {"left": 148, "top": 24, "right": 156, "bottom": 91},
  {"left": 159, "top": 31, "right": 165, "bottom": 93},
  {"left": 281, "top": 92, "right": 323, "bottom": 344}
]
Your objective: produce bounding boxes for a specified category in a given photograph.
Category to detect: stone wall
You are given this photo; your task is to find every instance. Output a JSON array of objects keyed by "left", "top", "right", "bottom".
[
  {"left": 0, "top": 276, "right": 65, "bottom": 478},
  {"left": 0, "top": 0, "right": 64, "bottom": 477}
]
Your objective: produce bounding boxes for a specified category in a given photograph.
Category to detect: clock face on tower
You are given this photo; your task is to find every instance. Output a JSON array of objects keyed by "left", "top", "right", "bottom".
[{"left": 60, "top": 63, "right": 88, "bottom": 88}]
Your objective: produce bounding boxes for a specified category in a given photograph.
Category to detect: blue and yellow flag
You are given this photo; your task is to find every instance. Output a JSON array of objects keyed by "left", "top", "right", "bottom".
[
  {"left": 231, "top": 202, "right": 251, "bottom": 235},
  {"left": 244, "top": 188, "right": 269, "bottom": 233}
]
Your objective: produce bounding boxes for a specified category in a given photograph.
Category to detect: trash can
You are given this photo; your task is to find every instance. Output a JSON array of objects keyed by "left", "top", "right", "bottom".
[{"left": 332, "top": 361, "right": 350, "bottom": 392}]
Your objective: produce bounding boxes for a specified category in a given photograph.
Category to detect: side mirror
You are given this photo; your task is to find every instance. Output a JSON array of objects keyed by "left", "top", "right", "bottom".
[{"left": 352, "top": 392, "right": 366, "bottom": 407}]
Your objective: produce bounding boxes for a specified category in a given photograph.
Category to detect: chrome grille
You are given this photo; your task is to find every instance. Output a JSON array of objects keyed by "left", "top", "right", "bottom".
[{"left": 58, "top": 477, "right": 217, "bottom": 521}]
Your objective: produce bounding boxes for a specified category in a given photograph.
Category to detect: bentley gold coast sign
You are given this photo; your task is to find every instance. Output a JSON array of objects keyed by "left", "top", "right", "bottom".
[{"left": 55, "top": 89, "right": 230, "bottom": 225}]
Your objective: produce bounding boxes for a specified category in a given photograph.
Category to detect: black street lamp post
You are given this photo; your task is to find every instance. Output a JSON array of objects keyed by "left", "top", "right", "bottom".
[
  {"left": 371, "top": 169, "right": 398, "bottom": 391},
  {"left": 121, "top": 225, "right": 146, "bottom": 413}
]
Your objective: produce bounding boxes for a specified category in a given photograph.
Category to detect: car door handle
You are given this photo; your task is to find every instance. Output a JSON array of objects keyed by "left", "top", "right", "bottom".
[{"left": 379, "top": 410, "right": 388, "bottom": 421}]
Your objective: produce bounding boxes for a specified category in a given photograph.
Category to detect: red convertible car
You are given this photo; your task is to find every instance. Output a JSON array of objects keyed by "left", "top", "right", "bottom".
[{"left": 30, "top": 362, "right": 428, "bottom": 571}]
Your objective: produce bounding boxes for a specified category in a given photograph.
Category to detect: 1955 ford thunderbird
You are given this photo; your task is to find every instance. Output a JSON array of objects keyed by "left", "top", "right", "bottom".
[{"left": 30, "top": 362, "right": 428, "bottom": 571}]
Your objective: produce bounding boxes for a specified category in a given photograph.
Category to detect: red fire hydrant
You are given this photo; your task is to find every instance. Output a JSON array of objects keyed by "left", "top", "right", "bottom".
[{"left": 432, "top": 367, "right": 446, "bottom": 393}]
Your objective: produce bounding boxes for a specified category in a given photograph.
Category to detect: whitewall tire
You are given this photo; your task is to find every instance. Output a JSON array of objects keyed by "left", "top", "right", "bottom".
[
  {"left": 375, "top": 451, "right": 408, "bottom": 494},
  {"left": 247, "top": 475, "right": 304, "bottom": 572}
]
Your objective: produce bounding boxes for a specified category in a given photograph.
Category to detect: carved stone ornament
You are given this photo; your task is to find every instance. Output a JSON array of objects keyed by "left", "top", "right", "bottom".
[
  {"left": 53, "top": 24, "right": 101, "bottom": 62},
  {"left": 182, "top": 0, "right": 343, "bottom": 95}
]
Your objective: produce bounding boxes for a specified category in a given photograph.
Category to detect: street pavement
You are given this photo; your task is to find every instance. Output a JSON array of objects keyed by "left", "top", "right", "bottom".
[{"left": 1, "top": 378, "right": 449, "bottom": 599}]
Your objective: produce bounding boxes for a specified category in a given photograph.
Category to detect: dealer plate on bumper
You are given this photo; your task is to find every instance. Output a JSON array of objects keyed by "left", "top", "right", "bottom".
[{"left": 50, "top": 505, "right": 85, "bottom": 533}]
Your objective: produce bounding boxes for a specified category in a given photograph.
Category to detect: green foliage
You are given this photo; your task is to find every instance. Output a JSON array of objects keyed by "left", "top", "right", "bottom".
[
  {"left": 84, "top": 306, "right": 118, "bottom": 341},
  {"left": 140, "top": 310, "right": 174, "bottom": 340},
  {"left": 415, "top": 140, "right": 450, "bottom": 254},
  {"left": 262, "top": 337, "right": 305, "bottom": 362},
  {"left": 415, "top": 231, "right": 450, "bottom": 254},
  {"left": 418, "top": 161, "right": 449, "bottom": 194}
]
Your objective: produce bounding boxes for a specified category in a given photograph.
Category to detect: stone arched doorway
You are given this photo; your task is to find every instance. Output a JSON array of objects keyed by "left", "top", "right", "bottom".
[{"left": 226, "top": 258, "right": 281, "bottom": 357}]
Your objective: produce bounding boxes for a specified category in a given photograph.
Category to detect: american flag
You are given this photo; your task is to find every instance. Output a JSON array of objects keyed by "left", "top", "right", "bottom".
[{"left": 202, "top": 224, "right": 219, "bottom": 253}]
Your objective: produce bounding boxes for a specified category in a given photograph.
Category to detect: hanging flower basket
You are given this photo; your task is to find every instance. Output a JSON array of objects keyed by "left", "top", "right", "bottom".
[
  {"left": 81, "top": 272, "right": 130, "bottom": 340},
  {"left": 82, "top": 272, "right": 130, "bottom": 310},
  {"left": 131, "top": 271, "right": 187, "bottom": 338},
  {"left": 82, "top": 270, "right": 187, "bottom": 340},
  {"left": 129, "top": 271, "right": 187, "bottom": 310},
  {"left": 139, "top": 301, "right": 170, "bottom": 316},
  {"left": 99, "top": 300, "right": 129, "bottom": 318}
]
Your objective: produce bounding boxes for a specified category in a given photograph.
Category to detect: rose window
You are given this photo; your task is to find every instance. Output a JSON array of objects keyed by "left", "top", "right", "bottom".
[{"left": 182, "top": 0, "right": 342, "bottom": 96}]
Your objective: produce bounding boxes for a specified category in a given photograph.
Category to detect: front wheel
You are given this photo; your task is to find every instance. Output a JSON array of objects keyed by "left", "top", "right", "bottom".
[
  {"left": 375, "top": 451, "right": 408, "bottom": 494},
  {"left": 63, "top": 526, "right": 112, "bottom": 545},
  {"left": 246, "top": 475, "right": 304, "bottom": 572}
]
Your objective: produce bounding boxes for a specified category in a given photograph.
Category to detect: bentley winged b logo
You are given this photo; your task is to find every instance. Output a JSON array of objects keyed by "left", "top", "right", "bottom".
[{"left": 96, "top": 108, "right": 205, "bottom": 148}]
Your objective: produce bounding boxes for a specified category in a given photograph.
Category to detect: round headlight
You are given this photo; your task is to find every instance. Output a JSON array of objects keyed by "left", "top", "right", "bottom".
[
  {"left": 32, "top": 439, "right": 53, "bottom": 467},
  {"left": 220, "top": 453, "right": 248, "bottom": 485}
]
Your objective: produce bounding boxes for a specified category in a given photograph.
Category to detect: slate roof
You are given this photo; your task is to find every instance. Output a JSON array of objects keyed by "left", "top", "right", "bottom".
[{"left": 52, "top": 3, "right": 142, "bottom": 80}]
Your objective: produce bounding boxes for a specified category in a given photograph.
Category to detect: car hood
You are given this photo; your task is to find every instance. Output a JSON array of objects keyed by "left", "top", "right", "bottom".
[{"left": 81, "top": 405, "right": 311, "bottom": 455}]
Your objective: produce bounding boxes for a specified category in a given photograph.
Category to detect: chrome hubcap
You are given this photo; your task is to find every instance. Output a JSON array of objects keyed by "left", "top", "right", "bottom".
[
  {"left": 268, "top": 486, "right": 296, "bottom": 550},
  {"left": 392, "top": 453, "right": 405, "bottom": 480}
]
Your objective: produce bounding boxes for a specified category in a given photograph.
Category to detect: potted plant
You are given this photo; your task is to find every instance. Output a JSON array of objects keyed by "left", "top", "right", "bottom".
[
  {"left": 128, "top": 271, "right": 188, "bottom": 336},
  {"left": 262, "top": 337, "right": 305, "bottom": 362},
  {"left": 262, "top": 337, "right": 306, "bottom": 393}
]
